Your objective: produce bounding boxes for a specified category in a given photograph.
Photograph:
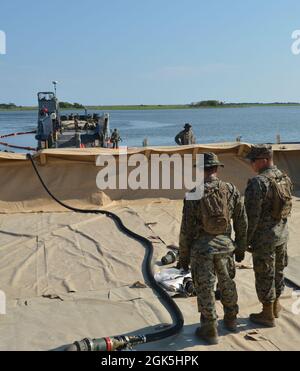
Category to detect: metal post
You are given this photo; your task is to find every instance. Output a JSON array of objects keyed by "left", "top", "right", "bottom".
[{"left": 52, "top": 81, "right": 58, "bottom": 97}]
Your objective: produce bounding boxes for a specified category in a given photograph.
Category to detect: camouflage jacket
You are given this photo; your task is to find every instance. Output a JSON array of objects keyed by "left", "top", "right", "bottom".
[
  {"left": 245, "top": 166, "right": 291, "bottom": 248},
  {"left": 175, "top": 130, "right": 196, "bottom": 145},
  {"left": 179, "top": 177, "right": 248, "bottom": 263},
  {"left": 111, "top": 132, "right": 121, "bottom": 142}
]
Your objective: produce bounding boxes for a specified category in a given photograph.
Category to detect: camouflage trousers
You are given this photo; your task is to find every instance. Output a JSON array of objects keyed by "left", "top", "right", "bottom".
[
  {"left": 252, "top": 242, "right": 288, "bottom": 304},
  {"left": 191, "top": 252, "right": 239, "bottom": 322}
]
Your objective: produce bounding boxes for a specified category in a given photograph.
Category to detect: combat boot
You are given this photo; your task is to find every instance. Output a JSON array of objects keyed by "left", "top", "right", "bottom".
[
  {"left": 249, "top": 303, "right": 276, "bottom": 328},
  {"left": 224, "top": 314, "right": 238, "bottom": 333},
  {"left": 195, "top": 321, "right": 219, "bottom": 345},
  {"left": 274, "top": 299, "right": 282, "bottom": 319}
]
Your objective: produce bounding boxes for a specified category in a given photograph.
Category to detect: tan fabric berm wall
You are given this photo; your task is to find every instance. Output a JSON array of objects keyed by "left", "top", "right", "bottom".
[{"left": 0, "top": 143, "right": 299, "bottom": 213}]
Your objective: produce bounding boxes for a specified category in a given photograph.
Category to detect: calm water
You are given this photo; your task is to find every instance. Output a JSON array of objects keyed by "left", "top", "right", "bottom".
[{"left": 1, "top": 107, "right": 300, "bottom": 152}]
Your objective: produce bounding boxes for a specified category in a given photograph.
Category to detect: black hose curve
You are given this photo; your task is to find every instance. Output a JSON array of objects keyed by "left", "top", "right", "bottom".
[{"left": 27, "top": 154, "right": 184, "bottom": 346}]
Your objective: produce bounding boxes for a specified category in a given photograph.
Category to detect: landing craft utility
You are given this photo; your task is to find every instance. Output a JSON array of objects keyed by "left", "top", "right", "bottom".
[{"left": 36, "top": 92, "right": 111, "bottom": 149}]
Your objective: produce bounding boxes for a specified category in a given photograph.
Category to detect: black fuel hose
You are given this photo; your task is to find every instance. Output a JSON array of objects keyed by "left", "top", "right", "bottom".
[{"left": 27, "top": 153, "right": 184, "bottom": 349}]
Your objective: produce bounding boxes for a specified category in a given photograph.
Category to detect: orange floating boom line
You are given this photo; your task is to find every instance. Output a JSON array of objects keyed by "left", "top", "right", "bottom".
[
  {"left": 0, "top": 130, "right": 36, "bottom": 139},
  {"left": 0, "top": 140, "right": 37, "bottom": 151}
]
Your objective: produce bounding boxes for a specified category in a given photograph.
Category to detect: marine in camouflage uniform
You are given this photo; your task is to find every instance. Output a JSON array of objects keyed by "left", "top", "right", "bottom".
[
  {"left": 179, "top": 153, "right": 248, "bottom": 344},
  {"left": 175, "top": 123, "right": 196, "bottom": 146},
  {"left": 245, "top": 145, "right": 293, "bottom": 327},
  {"left": 111, "top": 129, "right": 122, "bottom": 149}
]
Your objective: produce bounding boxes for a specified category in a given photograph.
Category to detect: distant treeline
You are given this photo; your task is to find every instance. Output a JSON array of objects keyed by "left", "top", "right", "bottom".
[
  {"left": 2, "top": 100, "right": 300, "bottom": 111},
  {"left": 190, "top": 100, "right": 224, "bottom": 107},
  {"left": 190, "top": 100, "right": 300, "bottom": 107},
  {"left": 58, "top": 102, "right": 85, "bottom": 109},
  {"left": 0, "top": 103, "right": 19, "bottom": 109},
  {"left": 0, "top": 102, "right": 85, "bottom": 110}
]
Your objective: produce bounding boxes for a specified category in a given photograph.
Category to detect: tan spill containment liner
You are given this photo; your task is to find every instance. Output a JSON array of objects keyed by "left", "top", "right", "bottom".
[
  {"left": 0, "top": 143, "right": 300, "bottom": 351},
  {"left": 1, "top": 142, "right": 300, "bottom": 213}
]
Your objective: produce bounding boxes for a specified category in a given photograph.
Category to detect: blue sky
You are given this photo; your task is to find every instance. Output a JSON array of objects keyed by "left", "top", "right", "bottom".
[{"left": 0, "top": 0, "right": 300, "bottom": 105}]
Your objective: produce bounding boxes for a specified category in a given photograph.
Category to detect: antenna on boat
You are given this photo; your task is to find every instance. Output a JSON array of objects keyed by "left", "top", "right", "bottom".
[{"left": 52, "top": 81, "right": 58, "bottom": 97}]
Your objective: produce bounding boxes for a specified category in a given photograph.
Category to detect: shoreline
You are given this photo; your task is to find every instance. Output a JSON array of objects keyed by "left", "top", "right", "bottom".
[{"left": 1, "top": 103, "right": 300, "bottom": 112}]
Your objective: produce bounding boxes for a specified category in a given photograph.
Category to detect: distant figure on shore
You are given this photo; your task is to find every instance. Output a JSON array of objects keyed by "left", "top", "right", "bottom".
[
  {"left": 111, "top": 129, "right": 122, "bottom": 149},
  {"left": 175, "top": 123, "right": 196, "bottom": 146}
]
